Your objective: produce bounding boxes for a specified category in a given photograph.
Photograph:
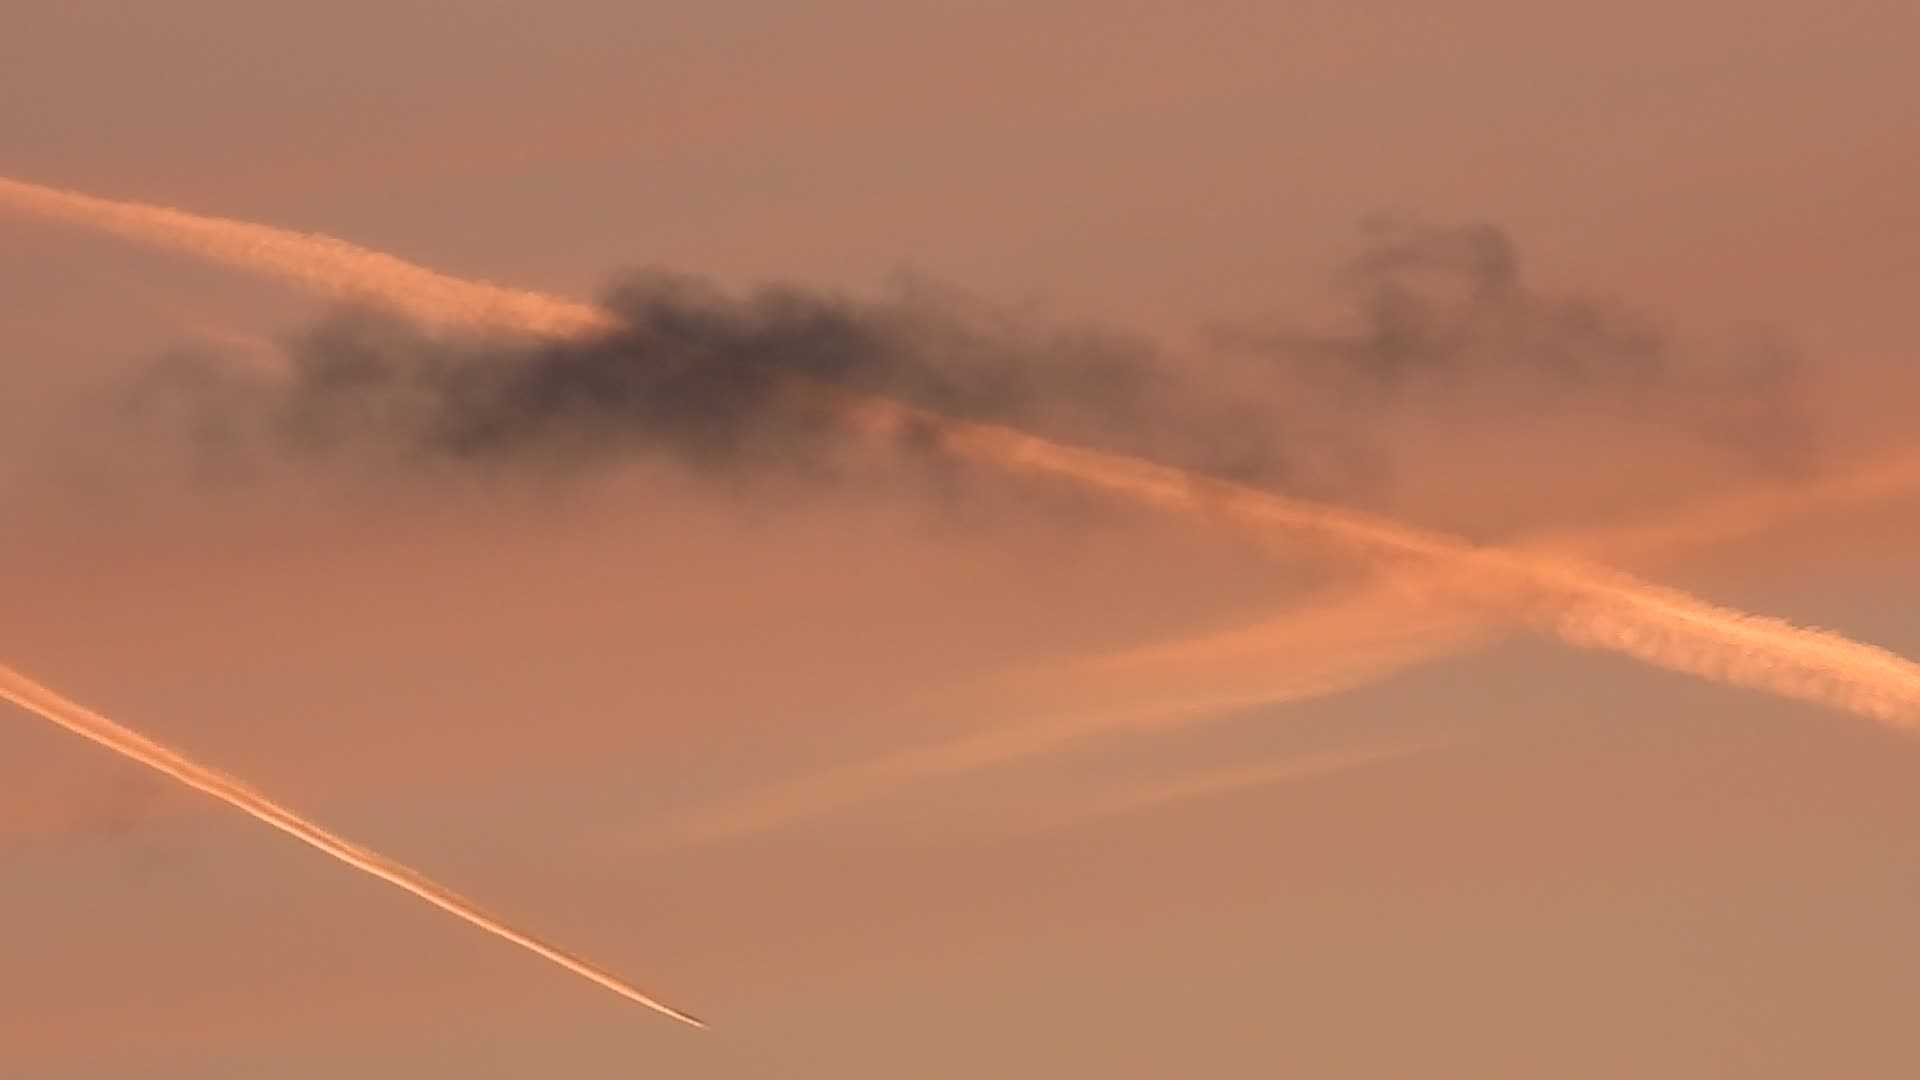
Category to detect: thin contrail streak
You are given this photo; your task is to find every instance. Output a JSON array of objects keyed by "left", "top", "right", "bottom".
[
  {"left": 0, "top": 175, "right": 613, "bottom": 338},
  {"left": 1047, "top": 736, "right": 1450, "bottom": 828},
  {"left": 0, "top": 664, "right": 706, "bottom": 1029},
  {"left": 7, "top": 175, "right": 1920, "bottom": 789},
  {"left": 654, "top": 625, "right": 1465, "bottom": 849}
]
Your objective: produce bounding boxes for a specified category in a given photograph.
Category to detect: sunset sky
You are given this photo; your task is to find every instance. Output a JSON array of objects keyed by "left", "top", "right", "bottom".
[{"left": 3, "top": 2, "right": 1919, "bottom": 1077}]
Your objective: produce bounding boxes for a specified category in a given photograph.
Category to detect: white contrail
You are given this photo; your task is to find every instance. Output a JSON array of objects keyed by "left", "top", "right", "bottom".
[{"left": 0, "top": 664, "right": 705, "bottom": 1029}]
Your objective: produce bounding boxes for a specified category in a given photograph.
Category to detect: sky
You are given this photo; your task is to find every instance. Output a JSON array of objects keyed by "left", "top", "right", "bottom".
[{"left": 2, "top": 1, "right": 1919, "bottom": 1077}]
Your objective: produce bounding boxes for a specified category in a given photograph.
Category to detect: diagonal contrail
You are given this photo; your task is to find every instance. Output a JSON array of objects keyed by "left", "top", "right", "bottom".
[
  {"left": 0, "top": 664, "right": 706, "bottom": 1029},
  {"left": 0, "top": 175, "right": 612, "bottom": 338},
  {"left": 1046, "top": 736, "right": 1453, "bottom": 828}
]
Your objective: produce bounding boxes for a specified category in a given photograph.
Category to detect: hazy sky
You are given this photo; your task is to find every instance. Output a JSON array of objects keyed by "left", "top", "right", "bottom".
[{"left": 3, "top": 2, "right": 1919, "bottom": 1077}]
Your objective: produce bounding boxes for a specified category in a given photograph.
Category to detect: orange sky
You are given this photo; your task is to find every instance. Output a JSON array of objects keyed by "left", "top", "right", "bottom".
[{"left": 3, "top": 2, "right": 1919, "bottom": 1077}]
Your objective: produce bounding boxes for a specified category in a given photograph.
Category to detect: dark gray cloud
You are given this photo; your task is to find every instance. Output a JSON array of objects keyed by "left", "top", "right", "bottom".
[
  {"left": 1266, "top": 221, "right": 1666, "bottom": 395},
  {"left": 121, "top": 222, "right": 1820, "bottom": 518},
  {"left": 132, "top": 269, "right": 1271, "bottom": 502}
]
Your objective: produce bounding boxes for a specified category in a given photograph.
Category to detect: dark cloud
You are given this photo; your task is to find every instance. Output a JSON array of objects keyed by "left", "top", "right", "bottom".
[
  {"left": 121, "top": 222, "right": 1822, "bottom": 520},
  {"left": 134, "top": 270, "right": 1265, "bottom": 503},
  {"left": 1332, "top": 221, "right": 1665, "bottom": 393}
]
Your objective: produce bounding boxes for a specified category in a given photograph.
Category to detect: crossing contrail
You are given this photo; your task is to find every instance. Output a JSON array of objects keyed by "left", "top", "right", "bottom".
[
  {"left": 1054, "top": 446, "right": 1920, "bottom": 692},
  {"left": 0, "top": 663, "right": 706, "bottom": 1029},
  {"left": 656, "top": 431, "right": 1920, "bottom": 844}
]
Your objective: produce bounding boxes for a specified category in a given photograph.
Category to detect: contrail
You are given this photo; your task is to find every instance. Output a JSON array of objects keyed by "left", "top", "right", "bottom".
[
  {"left": 0, "top": 175, "right": 613, "bottom": 338},
  {"left": 1045, "top": 736, "right": 1452, "bottom": 828},
  {"left": 7, "top": 180, "right": 1919, "bottom": 742},
  {"left": 0, "top": 663, "right": 706, "bottom": 1029}
]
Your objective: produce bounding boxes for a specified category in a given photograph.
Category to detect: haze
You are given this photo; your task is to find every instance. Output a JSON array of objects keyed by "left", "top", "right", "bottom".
[{"left": 3, "top": 2, "right": 1918, "bottom": 1077}]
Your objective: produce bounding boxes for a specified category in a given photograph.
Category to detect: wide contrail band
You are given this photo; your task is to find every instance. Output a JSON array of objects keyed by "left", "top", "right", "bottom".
[{"left": 0, "top": 664, "right": 706, "bottom": 1029}]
